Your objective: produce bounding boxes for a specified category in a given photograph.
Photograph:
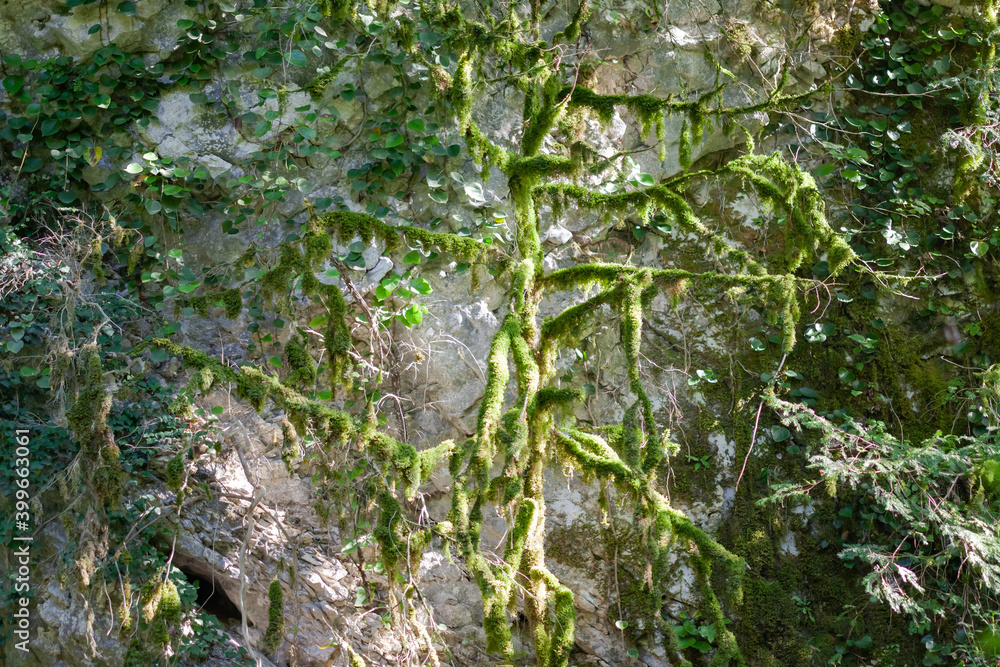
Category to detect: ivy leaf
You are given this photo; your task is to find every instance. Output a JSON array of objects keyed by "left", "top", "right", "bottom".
[
  {"left": 385, "top": 133, "right": 404, "bottom": 148},
  {"left": 2, "top": 75, "right": 24, "bottom": 94},
  {"left": 636, "top": 172, "right": 655, "bottom": 186},
  {"left": 749, "top": 338, "right": 766, "bottom": 351},
  {"left": 83, "top": 146, "right": 103, "bottom": 166},
  {"left": 407, "top": 119, "right": 425, "bottom": 132},
  {"left": 771, "top": 426, "right": 791, "bottom": 442},
  {"left": 117, "top": 0, "right": 137, "bottom": 14},
  {"left": 971, "top": 240, "right": 989, "bottom": 257},
  {"left": 428, "top": 190, "right": 448, "bottom": 204},
  {"left": 125, "top": 162, "right": 144, "bottom": 174},
  {"left": 464, "top": 182, "right": 486, "bottom": 203},
  {"left": 286, "top": 50, "right": 308, "bottom": 67},
  {"left": 20, "top": 158, "right": 43, "bottom": 173},
  {"left": 403, "top": 250, "right": 421, "bottom": 264},
  {"left": 411, "top": 277, "right": 432, "bottom": 294},
  {"left": 814, "top": 163, "right": 836, "bottom": 177},
  {"left": 19, "top": 366, "right": 39, "bottom": 378}
]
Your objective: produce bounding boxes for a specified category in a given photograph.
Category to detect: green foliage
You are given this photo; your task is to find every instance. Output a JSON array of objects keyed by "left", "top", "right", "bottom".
[
  {"left": 762, "top": 385, "right": 1000, "bottom": 664},
  {"left": 262, "top": 579, "right": 285, "bottom": 654}
]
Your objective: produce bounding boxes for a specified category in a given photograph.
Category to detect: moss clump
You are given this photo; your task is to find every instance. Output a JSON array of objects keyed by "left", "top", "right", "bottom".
[
  {"left": 235, "top": 371, "right": 269, "bottom": 411},
  {"left": 222, "top": 288, "right": 242, "bottom": 319},
  {"left": 324, "top": 285, "right": 352, "bottom": 386},
  {"left": 284, "top": 337, "right": 317, "bottom": 388},
  {"left": 123, "top": 638, "right": 146, "bottom": 667},
  {"left": 165, "top": 453, "right": 184, "bottom": 493},
  {"left": 281, "top": 418, "right": 300, "bottom": 473},
  {"left": 189, "top": 294, "right": 209, "bottom": 316},
  {"left": 140, "top": 576, "right": 164, "bottom": 623},
  {"left": 66, "top": 346, "right": 123, "bottom": 503},
  {"left": 91, "top": 237, "right": 105, "bottom": 284},
  {"left": 151, "top": 616, "right": 170, "bottom": 646},
  {"left": 315, "top": 210, "right": 491, "bottom": 261},
  {"left": 156, "top": 579, "right": 182, "bottom": 623},
  {"left": 304, "top": 59, "right": 346, "bottom": 101},
  {"left": 262, "top": 579, "right": 285, "bottom": 654},
  {"left": 978, "top": 459, "right": 1000, "bottom": 498}
]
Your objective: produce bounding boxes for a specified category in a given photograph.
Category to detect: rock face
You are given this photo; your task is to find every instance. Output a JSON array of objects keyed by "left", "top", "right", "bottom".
[{"left": 3, "top": 0, "right": 859, "bottom": 665}]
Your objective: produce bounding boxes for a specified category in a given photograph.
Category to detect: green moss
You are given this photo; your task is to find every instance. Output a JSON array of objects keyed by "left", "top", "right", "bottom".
[
  {"left": 124, "top": 638, "right": 145, "bottom": 667},
  {"left": 552, "top": 0, "right": 590, "bottom": 44},
  {"left": 979, "top": 459, "right": 1000, "bottom": 497},
  {"left": 165, "top": 453, "right": 184, "bottom": 493},
  {"left": 156, "top": 580, "right": 182, "bottom": 624},
  {"left": 189, "top": 294, "right": 209, "bottom": 316},
  {"left": 315, "top": 210, "right": 490, "bottom": 261},
  {"left": 222, "top": 288, "right": 242, "bottom": 319},
  {"left": 281, "top": 418, "right": 300, "bottom": 473},
  {"left": 304, "top": 58, "right": 346, "bottom": 101},
  {"left": 284, "top": 337, "right": 317, "bottom": 388},
  {"left": 262, "top": 579, "right": 285, "bottom": 654},
  {"left": 91, "top": 237, "right": 105, "bottom": 285}
]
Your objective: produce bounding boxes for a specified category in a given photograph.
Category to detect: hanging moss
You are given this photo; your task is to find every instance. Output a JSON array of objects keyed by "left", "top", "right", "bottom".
[
  {"left": 552, "top": 0, "right": 590, "bottom": 44},
  {"left": 281, "top": 418, "right": 300, "bottom": 473},
  {"left": 284, "top": 337, "right": 317, "bottom": 388},
  {"left": 140, "top": 575, "right": 164, "bottom": 623},
  {"left": 124, "top": 636, "right": 151, "bottom": 667},
  {"left": 262, "top": 579, "right": 285, "bottom": 654},
  {"left": 118, "top": 581, "right": 133, "bottom": 635},
  {"left": 222, "top": 288, "right": 242, "bottom": 319},
  {"left": 156, "top": 580, "right": 182, "bottom": 624},
  {"left": 188, "top": 294, "right": 209, "bottom": 316},
  {"left": 979, "top": 459, "right": 1000, "bottom": 498},
  {"left": 304, "top": 58, "right": 347, "bottom": 101},
  {"left": 165, "top": 453, "right": 184, "bottom": 493},
  {"left": 314, "top": 210, "right": 491, "bottom": 261},
  {"left": 324, "top": 284, "right": 352, "bottom": 387}
]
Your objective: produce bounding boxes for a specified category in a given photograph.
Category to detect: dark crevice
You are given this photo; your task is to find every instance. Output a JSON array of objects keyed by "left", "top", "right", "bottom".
[{"left": 175, "top": 564, "right": 243, "bottom": 626}]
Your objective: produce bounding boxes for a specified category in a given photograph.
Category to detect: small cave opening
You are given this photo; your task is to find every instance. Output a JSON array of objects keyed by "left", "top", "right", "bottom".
[{"left": 175, "top": 565, "right": 244, "bottom": 627}]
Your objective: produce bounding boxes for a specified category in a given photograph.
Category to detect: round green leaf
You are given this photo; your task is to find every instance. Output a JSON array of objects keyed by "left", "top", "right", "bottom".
[
  {"left": 3, "top": 75, "right": 24, "bottom": 94},
  {"left": 771, "top": 426, "right": 791, "bottom": 442}
]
